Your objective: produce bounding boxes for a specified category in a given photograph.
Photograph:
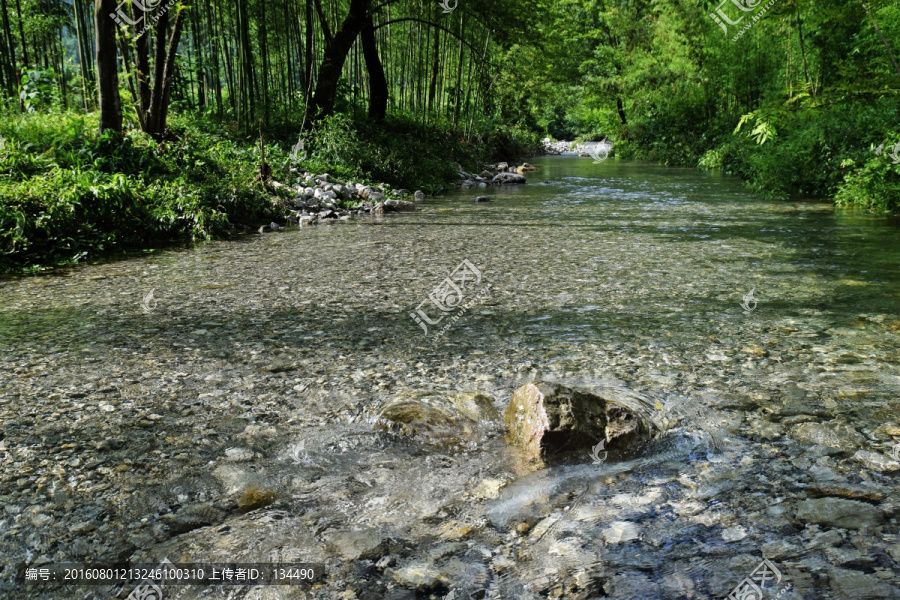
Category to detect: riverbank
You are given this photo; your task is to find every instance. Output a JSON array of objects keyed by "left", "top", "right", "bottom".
[
  {"left": 2, "top": 157, "right": 899, "bottom": 599},
  {"left": 0, "top": 112, "right": 541, "bottom": 275}
]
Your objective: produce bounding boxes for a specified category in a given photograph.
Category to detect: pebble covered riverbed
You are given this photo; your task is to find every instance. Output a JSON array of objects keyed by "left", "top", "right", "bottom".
[{"left": 1, "top": 156, "right": 900, "bottom": 599}]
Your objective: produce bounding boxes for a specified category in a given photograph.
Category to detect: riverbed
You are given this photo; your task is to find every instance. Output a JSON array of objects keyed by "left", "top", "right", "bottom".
[{"left": 2, "top": 156, "right": 899, "bottom": 599}]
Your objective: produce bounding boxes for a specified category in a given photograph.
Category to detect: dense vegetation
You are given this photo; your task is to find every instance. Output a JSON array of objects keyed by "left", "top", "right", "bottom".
[
  {"left": 505, "top": 0, "right": 900, "bottom": 208},
  {"left": 0, "top": 0, "right": 897, "bottom": 272}
]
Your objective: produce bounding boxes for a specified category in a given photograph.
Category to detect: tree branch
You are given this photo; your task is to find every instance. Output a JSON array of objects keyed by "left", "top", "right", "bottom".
[{"left": 313, "top": 0, "right": 332, "bottom": 44}]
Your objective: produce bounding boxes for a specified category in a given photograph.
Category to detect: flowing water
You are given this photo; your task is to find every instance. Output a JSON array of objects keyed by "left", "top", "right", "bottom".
[{"left": 1, "top": 156, "right": 899, "bottom": 599}]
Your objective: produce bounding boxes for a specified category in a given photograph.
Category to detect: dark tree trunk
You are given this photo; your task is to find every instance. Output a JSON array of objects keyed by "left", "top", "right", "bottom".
[
  {"left": 95, "top": 0, "right": 122, "bottom": 132},
  {"left": 13, "top": 0, "right": 25, "bottom": 64},
  {"left": 616, "top": 96, "right": 627, "bottom": 125},
  {"left": 145, "top": 7, "right": 186, "bottom": 137},
  {"left": 427, "top": 23, "right": 439, "bottom": 111},
  {"left": 0, "top": 0, "right": 18, "bottom": 96},
  {"left": 361, "top": 12, "right": 387, "bottom": 120},
  {"left": 133, "top": 15, "right": 151, "bottom": 130},
  {"left": 304, "top": 0, "right": 313, "bottom": 99},
  {"left": 310, "top": 0, "right": 370, "bottom": 118}
]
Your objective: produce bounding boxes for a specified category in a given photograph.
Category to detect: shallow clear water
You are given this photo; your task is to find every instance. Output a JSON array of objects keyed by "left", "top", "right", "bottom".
[{"left": 2, "top": 157, "right": 899, "bottom": 599}]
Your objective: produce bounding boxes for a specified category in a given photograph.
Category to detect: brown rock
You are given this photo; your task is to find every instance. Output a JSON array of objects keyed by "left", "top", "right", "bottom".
[{"left": 237, "top": 486, "right": 277, "bottom": 512}]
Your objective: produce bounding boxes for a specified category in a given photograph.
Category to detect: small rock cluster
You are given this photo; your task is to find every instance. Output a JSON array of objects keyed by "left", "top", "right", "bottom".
[
  {"left": 456, "top": 161, "right": 536, "bottom": 189},
  {"left": 270, "top": 172, "right": 419, "bottom": 229}
]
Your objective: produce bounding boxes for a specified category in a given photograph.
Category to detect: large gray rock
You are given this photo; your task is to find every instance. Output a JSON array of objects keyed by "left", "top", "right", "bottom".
[
  {"left": 414, "top": 190, "right": 425, "bottom": 201},
  {"left": 504, "top": 381, "right": 607, "bottom": 461},
  {"left": 795, "top": 498, "right": 884, "bottom": 529},
  {"left": 503, "top": 381, "right": 653, "bottom": 461},
  {"left": 384, "top": 199, "right": 415, "bottom": 212},
  {"left": 852, "top": 449, "right": 900, "bottom": 473},
  {"left": 492, "top": 172, "right": 526, "bottom": 185}
]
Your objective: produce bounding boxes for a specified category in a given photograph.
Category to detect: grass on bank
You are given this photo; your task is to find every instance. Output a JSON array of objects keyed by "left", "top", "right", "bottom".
[{"left": 0, "top": 111, "right": 541, "bottom": 274}]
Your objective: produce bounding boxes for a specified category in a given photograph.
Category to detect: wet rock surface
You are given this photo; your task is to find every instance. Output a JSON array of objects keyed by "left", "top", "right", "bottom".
[
  {"left": 504, "top": 381, "right": 609, "bottom": 461},
  {"left": 2, "top": 157, "right": 900, "bottom": 599}
]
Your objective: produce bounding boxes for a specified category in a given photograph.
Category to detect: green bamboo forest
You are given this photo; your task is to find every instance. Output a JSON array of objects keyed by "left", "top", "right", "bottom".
[{"left": 0, "top": 0, "right": 898, "bottom": 271}]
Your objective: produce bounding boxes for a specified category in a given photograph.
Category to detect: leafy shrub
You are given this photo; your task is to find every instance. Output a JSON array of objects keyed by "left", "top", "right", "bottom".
[{"left": 835, "top": 138, "right": 900, "bottom": 212}]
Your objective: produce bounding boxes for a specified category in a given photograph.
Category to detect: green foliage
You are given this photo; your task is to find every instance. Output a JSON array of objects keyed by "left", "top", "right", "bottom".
[
  {"left": 835, "top": 138, "right": 900, "bottom": 212},
  {"left": 272, "top": 114, "right": 541, "bottom": 195},
  {"left": 0, "top": 112, "right": 284, "bottom": 273},
  {"left": 19, "top": 68, "right": 59, "bottom": 112}
]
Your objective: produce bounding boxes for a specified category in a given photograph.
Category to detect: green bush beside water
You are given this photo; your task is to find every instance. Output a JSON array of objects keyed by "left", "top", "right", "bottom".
[{"left": 0, "top": 112, "right": 540, "bottom": 274}]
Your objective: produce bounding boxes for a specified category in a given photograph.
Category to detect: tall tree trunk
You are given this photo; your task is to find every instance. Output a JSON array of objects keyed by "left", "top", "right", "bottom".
[
  {"left": 794, "top": 4, "right": 811, "bottom": 91},
  {"left": 72, "top": 0, "right": 91, "bottom": 107},
  {"left": 236, "top": 0, "right": 254, "bottom": 125},
  {"left": 258, "top": 0, "right": 269, "bottom": 125},
  {"left": 132, "top": 20, "right": 151, "bottom": 130},
  {"left": 144, "top": 6, "right": 186, "bottom": 137},
  {"left": 95, "top": 0, "right": 122, "bottom": 132},
  {"left": 0, "top": 0, "right": 18, "bottom": 95},
  {"left": 361, "top": 11, "right": 387, "bottom": 120},
  {"left": 453, "top": 12, "right": 464, "bottom": 124},
  {"left": 427, "top": 23, "right": 439, "bottom": 112},
  {"left": 14, "top": 0, "right": 25, "bottom": 64},
  {"left": 304, "top": 0, "right": 313, "bottom": 105},
  {"left": 204, "top": 0, "right": 222, "bottom": 114},
  {"left": 310, "top": 0, "right": 370, "bottom": 118},
  {"left": 190, "top": 5, "right": 206, "bottom": 107},
  {"left": 616, "top": 97, "right": 627, "bottom": 125}
]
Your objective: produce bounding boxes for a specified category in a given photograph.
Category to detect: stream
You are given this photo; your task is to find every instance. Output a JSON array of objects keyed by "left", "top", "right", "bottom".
[{"left": 2, "top": 156, "right": 900, "bottom": 599}]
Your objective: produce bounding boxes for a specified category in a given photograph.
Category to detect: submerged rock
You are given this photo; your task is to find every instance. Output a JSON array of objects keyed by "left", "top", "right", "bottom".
[
  {"left": 326, "top": 529, "right": 384, "bottom": 561},
  {"left": 828, "top": 567, "right": 900, "bottom": 599},
  {"left": 474, "top": 196, "right": 491, "bottom": 203},
  {"left": 384, "top": 199, "right": 416, "bottom": 212},
  {"left": 492, "top": 172, "right": 526, "bottom": 185},
  {"left": 794, "top": 497, "right": 884, "bottom": 529},
  {"left": 375, "top": 391, "right": 498, "bottom": 446},
  {"left": 791, "top": 422, "right": 865, "bottom": 450}
]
